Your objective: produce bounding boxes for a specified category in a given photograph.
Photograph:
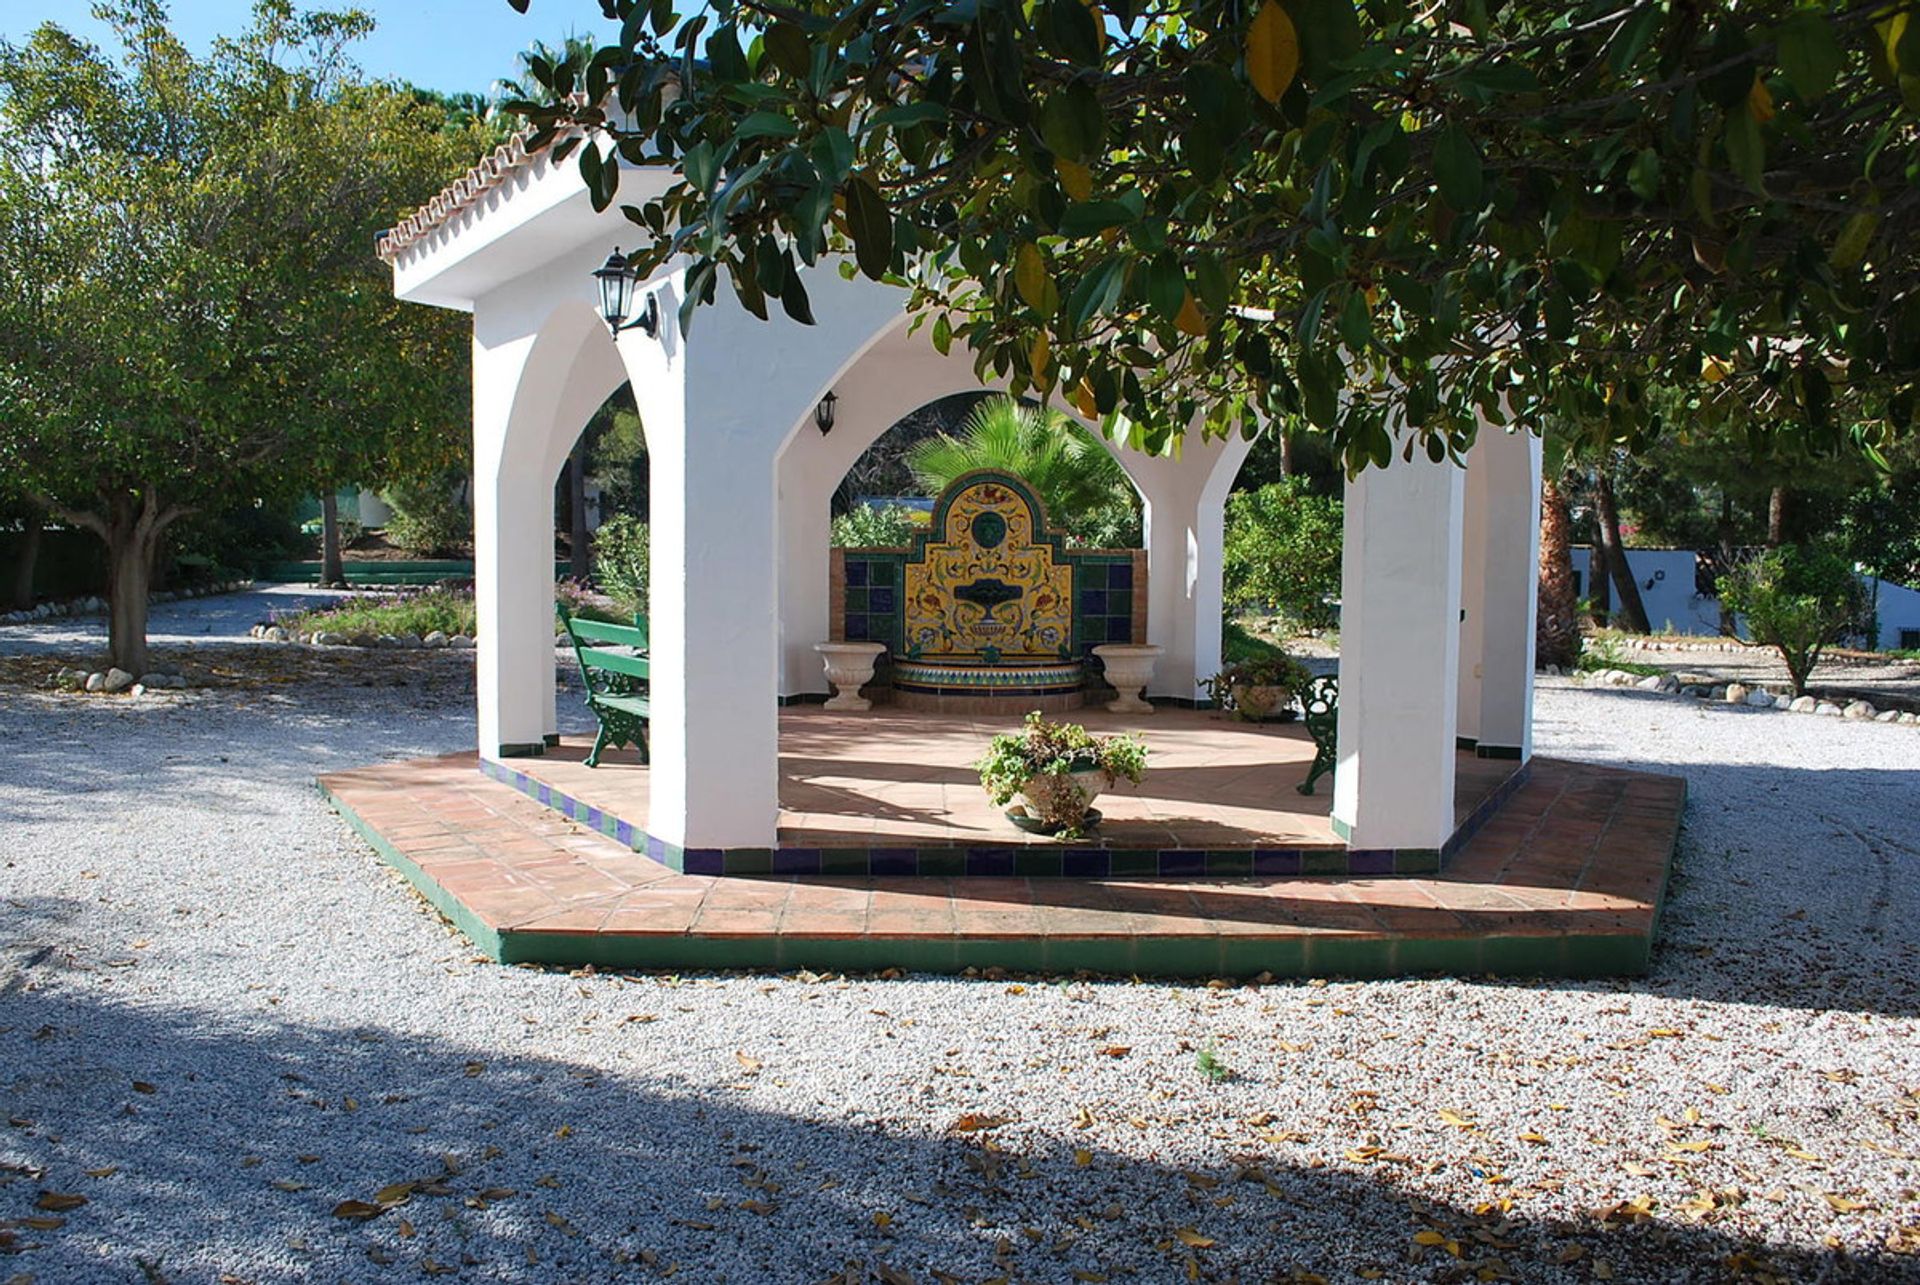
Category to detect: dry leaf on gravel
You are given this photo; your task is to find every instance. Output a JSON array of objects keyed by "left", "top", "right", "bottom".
[{"left": 33, "top": 1193, "right": 86, "bottom": 1212}]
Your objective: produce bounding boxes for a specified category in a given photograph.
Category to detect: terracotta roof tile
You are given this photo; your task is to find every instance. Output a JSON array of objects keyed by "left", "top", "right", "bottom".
[{"left": 376, "top": 124, "right": 586, "bottom": 264}]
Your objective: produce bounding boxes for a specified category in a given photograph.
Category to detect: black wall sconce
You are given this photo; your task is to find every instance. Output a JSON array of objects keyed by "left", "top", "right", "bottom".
[
  {"left": 593, "top": 248, "right": 659, "bottom": 340},
  {"left": 815, "top": 390, "right": 838, "bottom": 435}
]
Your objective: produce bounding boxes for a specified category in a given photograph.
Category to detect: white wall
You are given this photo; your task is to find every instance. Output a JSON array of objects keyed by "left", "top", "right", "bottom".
[
  {"left": 1571, "top": 547, "right": 1721, "bottom": 635},
  {"left": 1866, "top": 577, "right": 1920, "bottom": 651}
]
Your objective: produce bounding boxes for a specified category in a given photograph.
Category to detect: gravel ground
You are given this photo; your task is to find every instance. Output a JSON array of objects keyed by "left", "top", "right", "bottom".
[{"left": 1, "top": 605, "right": 1917, "bottom": 1283}]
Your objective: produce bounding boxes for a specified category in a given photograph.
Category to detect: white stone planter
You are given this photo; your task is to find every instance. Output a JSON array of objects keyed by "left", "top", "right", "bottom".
[
  {"left": 1093, "top": 643, "right": 1164, "bottom": 714},
  {"left": 815, "top": 641, "right": 886, "bottom": 711}
]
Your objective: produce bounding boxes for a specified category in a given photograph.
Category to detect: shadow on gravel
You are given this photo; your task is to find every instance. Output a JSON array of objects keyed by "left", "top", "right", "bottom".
[{"left": 0, "top": 982, "right": 1904, "bottom": 1284}]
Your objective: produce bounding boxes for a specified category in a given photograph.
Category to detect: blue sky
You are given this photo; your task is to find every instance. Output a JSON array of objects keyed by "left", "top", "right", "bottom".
[{"left": 0, "top": 1, "right": 618, "bottom": 95}]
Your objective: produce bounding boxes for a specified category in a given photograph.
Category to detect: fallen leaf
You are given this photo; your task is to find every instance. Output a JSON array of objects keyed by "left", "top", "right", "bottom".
[
  {"left": 1437, "top": 1109, "right": 1477, "bottom": 1129},
  {"left": 1174, "top": 1227, "right": 1215, "bottom": 1248},
  {"left": 131, "top": 1082, "right": 156, "bottom": 1095},
  {"left": 738, "top": 1199, "right": 776, "bottom": 1216},
  {"left": 734, "top": 1052, "right": 763, "bottom": 1073},
  {"left": 270, "top": 1179, "right": 311, "bottom": 1193},
  {"left": 949, "top": 1113, "right": 1013, "bottom": 1133},
  {"left": 84, "top": 1166, "right": 118, "bottom": 1178},
  {"left": 34, "top": 1193, "right": 87, "bottom": 1212},
  {"left": 1074, "top": 1149, "right": 1093, "bottom": 1167},
  {"left": 1824, "top": 1194, "right": 1871, "bottom": 1213},
  {"left": 1099, "top": 1046, "right": 1131, "bottom": 1058},
  {"left": 331, "top": 1199, "right": 385, "bottom": 1221},
  {"left": 373, "top": 1181, "right": 416, "bottom": 1205}
]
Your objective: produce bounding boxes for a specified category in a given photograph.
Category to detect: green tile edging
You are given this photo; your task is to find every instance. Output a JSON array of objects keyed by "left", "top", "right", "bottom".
[
  {"left": 488, "top": 924, "right": 1654, "bottom": 978},
  {"left": 318, "top": 778, "right": 507, "bottom": 961},
  {"left": 317, "top": 769, "right": 1673, "bottom": 980}
]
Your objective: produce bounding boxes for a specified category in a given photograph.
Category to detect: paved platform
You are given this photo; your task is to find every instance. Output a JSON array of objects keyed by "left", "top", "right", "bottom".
[
  {"left": 475, "top": 708, "right": 1527, "bottom": 877},
  {"left": 318, "top": 748, "right": 1685, "bottom": 978}
]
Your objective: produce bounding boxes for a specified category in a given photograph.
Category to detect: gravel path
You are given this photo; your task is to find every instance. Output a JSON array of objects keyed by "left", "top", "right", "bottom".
[
  {"left": 0, "top": 585, "right": 357, "bottom": 656},
  {"left": 1, "top": 617, "right": 1916, "bottom": 1282}
]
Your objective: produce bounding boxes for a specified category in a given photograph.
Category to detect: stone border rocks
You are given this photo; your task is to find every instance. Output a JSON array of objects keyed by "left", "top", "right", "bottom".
[
  {"left": 50, "top": 667, "right": 191, "bottom": 696},
  {"left": 1562, "top": 666, "right": 1918, "bottom": 726},
  {"left": 249, "top": 623, "right": 474, "bottom": 650},
  {"left": 0, "top": 579, "right": 254, "bottom": 626}
]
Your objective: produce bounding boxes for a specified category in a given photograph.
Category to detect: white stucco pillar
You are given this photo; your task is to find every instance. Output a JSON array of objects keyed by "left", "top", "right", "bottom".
[
  {"left": 1331, "top": 449, "right": 1465, "bottom": 852},
  {"left": 1455, "top": 444, "right": 1490, "bottom": 747},
  {"left": 472, "top": 324, "right": 558, "bottom": 759},
  {"left": 1464, "top": 426, "right": 1542, "bottom": 759},
  {"left": 1114, "top": 433, "right": 1251, "bottom": 703},
  {"left": 643, "top": 266, "right": 906, "bottom": 850}
]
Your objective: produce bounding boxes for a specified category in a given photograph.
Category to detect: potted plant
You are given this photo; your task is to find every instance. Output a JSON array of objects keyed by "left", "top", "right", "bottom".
[
  {"left": 976, "top": 711, "right": 1148, "bottom": 837},
  {"left": 1203, "top": 653, "right": 1313, "bottom": 722}
]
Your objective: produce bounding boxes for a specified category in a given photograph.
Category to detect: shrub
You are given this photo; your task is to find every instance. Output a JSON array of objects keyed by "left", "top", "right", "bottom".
[
  {"left": 830, "top": 504, "right": 922, "bottom": 548},
  {"left": 1223, "top": 479, "right": 1343, "bottom": 631},
  {"left": 382, "top": 480, "right": 470, "bottom": 555},
  {"left": 592, "top": 513, "right": 649, "bottom": 619},
  {"left": 1717, "top": 543, "right": 1868, "bottom": 696},
  {"left": 975, "top": 711, "right": 1148, "bottom": 835},
  {"left": 277, "top": 587, "right": 476, "bottom": 641}
]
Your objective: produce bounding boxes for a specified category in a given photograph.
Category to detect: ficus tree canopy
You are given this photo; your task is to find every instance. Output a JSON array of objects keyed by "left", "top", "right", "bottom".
[
  {"left": 502, "top": 0, "right": 1920, "bottom": 472},
  {"left": 0, "top": 0, "right": 484, "bottom": 669}
]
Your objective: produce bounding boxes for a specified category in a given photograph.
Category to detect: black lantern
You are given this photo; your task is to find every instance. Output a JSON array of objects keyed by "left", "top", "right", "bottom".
[
  {"left": 815, "top": 390, "right": 839, "bottom": 435},
  {"left": 594, "top": 248, "right": 658, "bottom": 340}
]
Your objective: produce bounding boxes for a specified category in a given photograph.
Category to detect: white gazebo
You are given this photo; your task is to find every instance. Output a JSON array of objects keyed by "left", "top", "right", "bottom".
[{"left": 378, "top": 131, "right": 1543, "bottom": 862}]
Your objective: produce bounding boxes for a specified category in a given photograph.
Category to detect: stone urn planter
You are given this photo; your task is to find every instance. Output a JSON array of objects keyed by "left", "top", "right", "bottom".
[
  {"left": 976, "top": 712, "right": 1149, "bottom": 838},
  {"left": 1011, "top": 766, "right": 1113, "bottom": 835},
  {"left": 815, "top": 641, "right": 886, "bottom": 711},
  {"left": 1092, "top": 643, "right": 1164, "bottom": 714},
  {"left": 1228, "top": 683, "right": 1298, "bottom": 722}
]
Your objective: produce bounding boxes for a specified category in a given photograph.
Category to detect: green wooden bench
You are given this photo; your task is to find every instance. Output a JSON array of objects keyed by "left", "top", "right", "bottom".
[
  {"left": 556, "top": 605, "right": 650, "bottom": 767},
  {"left": 1295, "top": 674, "right": 1338, "bottom": 795}
]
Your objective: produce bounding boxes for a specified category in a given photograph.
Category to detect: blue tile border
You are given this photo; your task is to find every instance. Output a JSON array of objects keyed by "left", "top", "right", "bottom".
[{"left": 477, "top": 757, "right": 1533, "bottom": 881}]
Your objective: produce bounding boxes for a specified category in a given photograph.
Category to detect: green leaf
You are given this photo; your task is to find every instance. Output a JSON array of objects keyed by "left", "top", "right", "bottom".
[
  {"left": 873, "top": 102, "right": 948, "bottom": 130},
  {"left": 1336, "top": 289, "right": 1371, "bottom": 352},
  {"left": 1040, "top": 81, "right": 1104, "bottom": 162},
  {"left": 1777, "top": 11, "right": 1844, "bottom": 101},
  {"left": 1433, "top": 125, "right": 1484, "bottom": 211},
  {"left": 737, "top": 112, "right": 799, "bottom": 141},
  {"left": 763, "top": 22, "right": 811, "bottom": 80},
  {"left": 1723, "top": 109, "right": 1765, "bottom": 193},
  {"left": 1606, "top": 5, "right": 1665, "bottom": 73},
  {"left": 1044, "top": 0, "right": 1102, "bottom": 67},
  {"left": 845, "top": 173, "right": 893, "bottom": 281},
  {"left": 1829, "top": 210, "right": 1878, "bottom": 269},
  {"left": 1293, "top": 0, "right": 1362, "bottom": 82},
  {"left": 1013, "top": 242, "right": 1052, "bottom": 312},
  {"left": 779, "top": 261, "right": 815, "bottom": 325},
  {"left": 810, "top": 129, "right": 854, "bottom": 184},
  {"left": 683, "top": 140, "right": 717, "bottom": 193},
  {"left": 1057, "top": 200, "right": 1137, "bottom": 237},
  {"left": 1628, "top": 148, "right": 1660, "bottom": 202},
  {"left": 1146, "top": 256, "right": 1186, "bottom": 323}
]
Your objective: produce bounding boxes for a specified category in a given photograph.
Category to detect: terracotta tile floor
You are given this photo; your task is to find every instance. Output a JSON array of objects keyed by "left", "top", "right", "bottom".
[
  {"left": 508, "top": 706, "right": 1522, "bottom": 849},
  {"left": 319, "top": 741, "right": 1686, "bottom": 977}
]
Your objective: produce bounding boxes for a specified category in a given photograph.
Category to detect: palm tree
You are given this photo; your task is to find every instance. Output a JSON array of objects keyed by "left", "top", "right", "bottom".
[
  {"left": 905, "top": 397, "right": 1140, "bottom": 545},
  {"left": 1537, "top": 472, "right": 1580, "bottom": 668}
]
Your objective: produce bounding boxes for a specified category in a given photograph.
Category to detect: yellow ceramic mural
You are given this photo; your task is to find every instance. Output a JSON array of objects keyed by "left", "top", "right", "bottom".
[{"left": 904, "top": 476, "right": 1072, "bottom": 661}]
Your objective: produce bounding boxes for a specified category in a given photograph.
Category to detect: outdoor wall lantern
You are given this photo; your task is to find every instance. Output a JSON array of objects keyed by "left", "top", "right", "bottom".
[
  {"left": 815, "top": 390, "right": 839, "bottom": 435},
  {"left": 594, "top": 249, "right": 658, "bottom": 340}
]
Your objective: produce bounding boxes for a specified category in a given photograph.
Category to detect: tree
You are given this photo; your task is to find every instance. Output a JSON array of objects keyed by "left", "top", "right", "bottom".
[
  {"left": 1718, "top": 543, "right": 1869, "bottom": 695},
  {"left": 505, "top": 0, "right": 1918, "bottom": 477},
  {"left": 0, "top": 2, "right": 478, "bottom": 671},
  {"left": 906, "top": 396, "right": 1141, "bottom": 545},
  {"left": 1536, "top": 474, "right": 1580, "bottom": 669},
  {"left": 1221, "top": 479, "right": 1343, "bottom": 630}
]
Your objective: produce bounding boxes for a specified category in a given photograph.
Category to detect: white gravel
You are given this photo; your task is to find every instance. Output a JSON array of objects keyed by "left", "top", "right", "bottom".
[{"left": 1, "top": 621, "right": 1917, "bottom": 1282}]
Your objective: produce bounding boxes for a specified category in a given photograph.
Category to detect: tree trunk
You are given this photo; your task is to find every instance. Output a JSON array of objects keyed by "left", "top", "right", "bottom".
[
  {"left": 1766, "top": 485, "right": 1789, "bottom": 547},
  {"left": 1536, "top": 475, "right": 1579, "bottom": 669},
  {"left": 1587, "top": 537, "right": 1612, "bottom": 626},
  {"left": 8, "top": 510, "right": 41, "bottom": 610},
  {"left": 1592, "top": 468, "right": 1651, "bottom": 633},
  {"left": 1278, "top": 431, "right": 1296, "bottom": 478},
  {"left": 319, "top": 491, "right": 346, "bottom": 588},
  {"left": 1717, "top": 489, "right": 1736, "bottom": 634},
  {"left": 568, "top": 436, "right": 591, "bottom": 581},
  {"left": 104, "top": 520, "right": 158, "bottom": 676}
]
